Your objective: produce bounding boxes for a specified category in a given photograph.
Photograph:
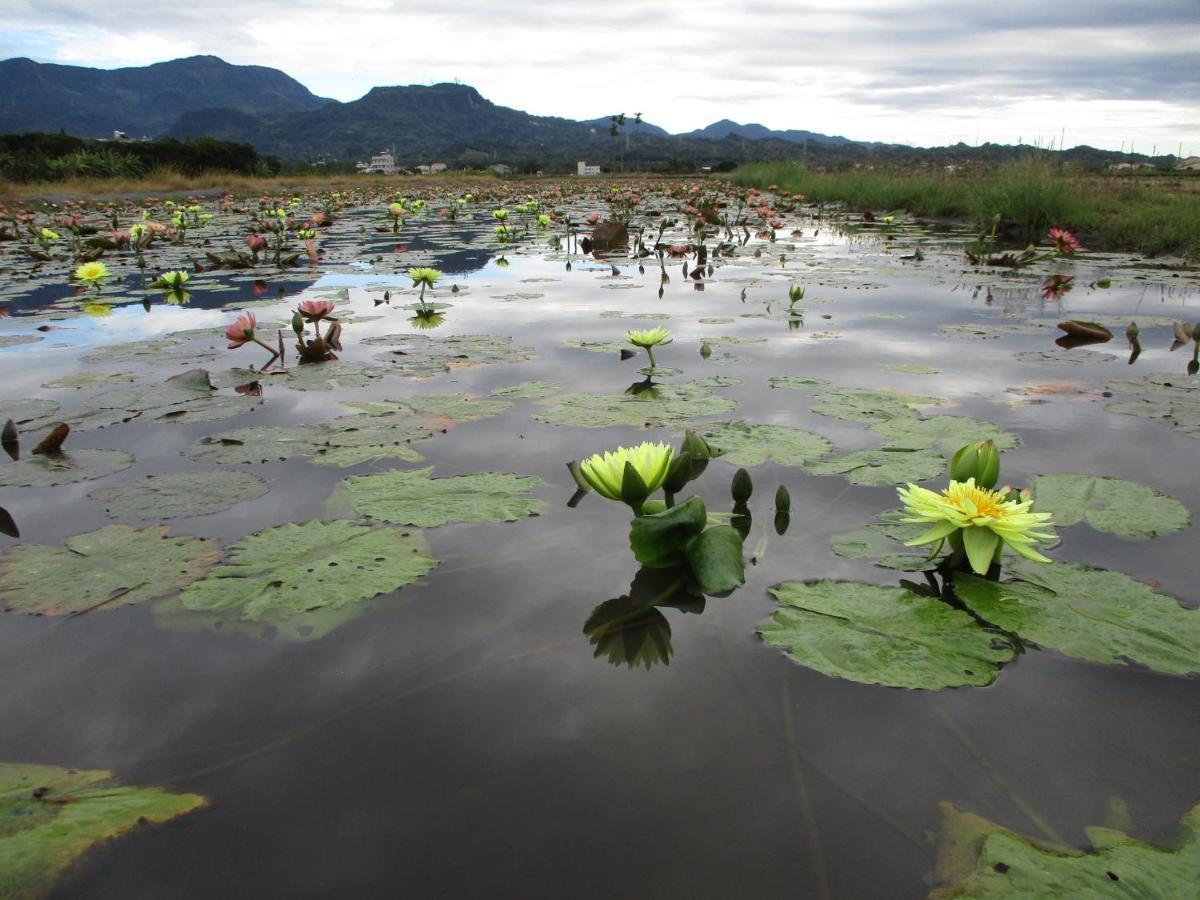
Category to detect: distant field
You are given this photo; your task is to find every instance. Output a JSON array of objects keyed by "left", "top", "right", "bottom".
[{"left": 731, "top": 161, "right": 1200, "bottom": 260}]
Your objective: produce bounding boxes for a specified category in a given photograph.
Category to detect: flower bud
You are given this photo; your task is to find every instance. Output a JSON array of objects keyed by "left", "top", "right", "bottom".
[
  {"left": 775, "top": 485, "right": 791, "bottom": 512},
  {"left": 950, "top": 439, "right": 1000, "bottom": 489},
  {"left": 291, "top": 310, "right": 304, "bottom": 338},
  {"left": 788, "top": 283, "right": 804, "bottom": 303},
  {"left": 663, "top": 451, "right": 693, "bottom": 494},
  {"left": 565, "top": 460, "right": 591, "bottom": 492},
  {"left": 731, "top": 468, "right": 753, "bottom": 504}
]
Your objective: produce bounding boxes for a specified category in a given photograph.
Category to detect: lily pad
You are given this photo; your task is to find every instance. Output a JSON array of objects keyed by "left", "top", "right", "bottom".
[
  {"left": 3, "top": 399, "right": 59, "bottom": 424},
  {"left": 810, "top": 387, "right": 950, "bottom": 423},
  {"left": 345, "top": 394, "right": 510, "bottom": 422},
  {"left": 43, "top": 371, "right": 140, "bottom": 390},
  {"left": 0, "top": 335, "right": 42, "bottom": 348},
  {"left": 175, "top": 520, "right": 437, "bottom": 638},
  {"left": 535, "top": 380, "right": 737, "bottom": 429},
  {"left": 88, "top": 471, "right": 270, "bottom": 519},
  {"left": 492, "top": 381, "right": 560, "bottom": 399},
  {"left": 0, "top": 449, "right": 135, "bottom": 487},
  {"left": 1028, "top": 473, "right": 1190, "bottom": 540},
  {"left": 700, "top": 420, "right": 832, "bottom": 466},
  {"left": 760, "top": 580, "right": 1015, "bottom": 689},
  {"left": 955, "top": 559, "right": 1200, "bottom": 675},
  {"left": 802, "top": 448, "right": 947, "bottom": 485},
  {"left": 341, "top": 466, "right": 546, "bottom": 527},
  {"left": 370, "top": 333, "right": 534, "bottom": 375},
  {"left": 1016, "top": 348, "right": 1119, "bottom": 366},
  {"left": 830, "top": 512, "right": 932, "bottom": 571},
  {"left": 1105, "top": 374, "right": 1200, "bottom": 440},
  {"left": 929, "top": 799, "right": 1200, "bottom": 899},
  {"left": 886, "top": 363, "right": 939, "bottom": 375},
  {"left": 767, "top": 376, "right": 829, "bottom": 392},
  {"left": 563, "top": 339, "right": 627, "bottom": 354},
  {"left": 869, "top": 415, "right": 1019, "bottom": 455},
  {"left": 0, "top": 524, "right": 220, "bottom": 615},
  {"left": 0, "top": 762, "right": 206, "bottom": 900}
]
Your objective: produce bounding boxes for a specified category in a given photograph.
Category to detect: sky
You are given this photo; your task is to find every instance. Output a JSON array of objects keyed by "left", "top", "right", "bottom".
[{"left": 3, "top": 0, "right": 1199, "bottom": 154}]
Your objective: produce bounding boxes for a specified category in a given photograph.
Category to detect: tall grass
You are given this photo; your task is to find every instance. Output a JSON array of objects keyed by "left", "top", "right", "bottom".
[{"left": 731, "top": 161, "right": 1200, "bottom": 258}]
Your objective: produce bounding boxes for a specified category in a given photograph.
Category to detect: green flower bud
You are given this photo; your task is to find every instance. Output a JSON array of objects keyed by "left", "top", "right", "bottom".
[
  {"left": 788, "top": 283, "right": 804, "bottom": 303},
  {"left": 700, "top": 341, "right": 712, "bottom": 359},
  {"left": 949, "top": 439, "right": 1001, "bottom": 489},
  {"left": 731, "top": 468, "right": 753, "bottom": 504},
  {"left": 291, "top": 310, "right": 304, "bottom": 338},
  {"left": 663, "top": 451, "right": 693, "bottom": 495},
  {"left": 775, "top": 484, "right": 791, "bottom": 512}
]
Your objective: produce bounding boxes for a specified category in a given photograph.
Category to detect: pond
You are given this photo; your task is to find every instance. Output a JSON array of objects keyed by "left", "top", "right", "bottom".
[{"left": 0, "top": 183, "right": 1198, "bottom": 898}]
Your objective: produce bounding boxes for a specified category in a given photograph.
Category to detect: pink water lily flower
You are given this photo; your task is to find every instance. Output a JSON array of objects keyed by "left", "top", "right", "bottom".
[
  {"left": 1047, "top": 227, "right": 1080, "bottom": 255},
  {"left": 297, "top": 299, "right": 335, "bottom": 322},
  {"left": 226, "top": 311, "right": 257, "bottom": 348},
  {"left": 246, "top": 233, "right": 267, "bottom": 252}
]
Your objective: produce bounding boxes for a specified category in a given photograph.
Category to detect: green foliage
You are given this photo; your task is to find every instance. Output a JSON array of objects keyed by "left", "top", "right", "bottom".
[
  {"left": 341, "top": 467, "right": 546, "bottom": 527},
  {"left": 699, "top": 420, "right": 832, "bottom": 467},
  {"left": 1028, "top": 473, "right": 1190, "bottom": 540},
  {"left": 930, "top": 799, "right": 1200, "bottom": 899},
  {"left": 88, "top": 471, "right": 270, "bottom": 519},
  {"left": 0, "top": 763, "right": 206, "bottom": 900},
  {"left": 761, "top": 580, "right": 1015, "bottom": 689}
]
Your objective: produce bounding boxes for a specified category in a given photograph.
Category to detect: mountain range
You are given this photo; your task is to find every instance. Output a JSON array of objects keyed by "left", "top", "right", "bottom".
[{"left": 0, "top": 56, "right": 1164, "bottom": 172}]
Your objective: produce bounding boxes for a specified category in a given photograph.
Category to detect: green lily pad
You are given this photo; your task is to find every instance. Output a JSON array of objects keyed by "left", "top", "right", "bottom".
[
  {"left": 1016, "top": 348, "right": 1119, "bottom": 366},
  {"left": 700, "top": 420, "right": 832, "bottom": 466},
  {"left": 3, "top": 399, "right": 59, "bottom": 424},
  {"left": 685, "top": 525, "right": 745, "bottom": 594},
  {"left": 535, "top": 380, "right": 737, "bottom": 428},
  {"left": 955, "top": 559, "right": 1200, "bottom": 675},
  {"left": 80, "top": 337, "right": 218, "bottom": 365},
  {"left": 929, "top": 799, "right": 1200, "bottom": 899},
  {"left": 88, "top": 471, "right": 270, "bottom": 519},
  {"left": 0, "top": 762, "right": 206, "bottom": 900},
  {"left": 564, "top": 339, "right": 627, "bottom": 354},
  {"left": 341, "top": 466, "right": 546, "bottom": 527},
  {"left": 830, "top": 512, "right": 933, "bottom": 571},
  {"left": 43, "top": 371, "right": 140, "bottom": 390},
  {"left": 492, "top": 381, "right": 560, "bottom": 399},
  {"left": 0, "top": 524, "right": 220, "bottom": 615},
  {"left": 1105, "top": 374, "right": 1200, "bottom": 439},
  {"left": 0, "top": 335, "right": 42, "bottom": 348},
  {"left": 630, "top": 497, "right": 708, "bottom": 568},
  {"left": 810, "top": 387, "right": 950, "bottom": 423},
  {"left": 802, "top": 448, "right": 947, "bottom": 485},
  {"left": 0, "top": 449, "right": 135, "bottom": 487},
  {"left": 869, "top": 415, "right": 1019, "bottom": 455},
  {"left": 370, "top": 333, "right": 534, "bottom": 375},
  {"left": 767, "top": 376, "right": 829, "bottom": 391},
  {"left": 1028, "top": 473, "right": 1190, "bottom": 540},
  {"left": 886, "top": 363, "right": 939, "bottom": 374},
  {"left": 344, "top": 394, "right": 510, "bottom": 422},
  {"left": 174, "top": 520, "right": 437, "bottom": 639},
  {"left": 75, "top": 369, "right": 261, "bottom": 427},
  {"left": 760, "top": 580, "right": 1015, "bottom": 689}
]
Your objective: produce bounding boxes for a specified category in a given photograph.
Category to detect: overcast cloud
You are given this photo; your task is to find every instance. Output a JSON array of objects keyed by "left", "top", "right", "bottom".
[{"left": 3, "top": 0, "right": 1198, "bottom": 152}]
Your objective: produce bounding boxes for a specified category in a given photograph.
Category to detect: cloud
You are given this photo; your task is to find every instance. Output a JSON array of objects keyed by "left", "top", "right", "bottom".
[{"left": 3, "top": 0, "right": 1198, "bottom": 151}]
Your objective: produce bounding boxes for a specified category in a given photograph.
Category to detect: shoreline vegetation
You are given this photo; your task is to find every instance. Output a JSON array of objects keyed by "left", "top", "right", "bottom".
[
  {"left": 2, "top": 160, "right": 1196, "bottom": 260},
  {"left": 732, "top": 160, "right": 1200, "bottom": 260}
]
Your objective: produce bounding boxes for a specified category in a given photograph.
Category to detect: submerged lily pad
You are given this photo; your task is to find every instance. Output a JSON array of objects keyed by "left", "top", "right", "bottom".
[
  {"left": 802, "top": 447, "right": 947, "bottom": 485},
  {"left": 88, "top": 471, "right": 270, "bottom": 519},
  {"left": 1105, "top": 374, "right": 1200, "bottom": 440},
  {"left": 930, "top": 799, "right": 1200, "bottom": 899},
  {"left": 1028, "top": 473, "right": 1190, "bottom": 540},
  {"left": 955, "top": 559, "right": 1200, "bottom": 675},
  {"left": 492, "top": 381, "right": 560, "bottom": 399},
  {"left": 174, "top": 520, "right": 437, "bottom": 639},
  {"left": 760, "top": 580, "right": 1015, "bottom": 689},
  {"left": 0, "top": 763, "right": 206, "bottom": 900},
  {"left": 0, "top": 449, "right": 135, "bottom": 487},
  {"left": 700, "top": 420, "right": 832, "bottom": 466},
  {"left": 535, "top": 379, "right": 737, "bottom": 428},
  {"left": 342, "top": 467, "right": 546, "bottom": 527},
  {"left": 0, "top": 524, "right": 220, "bottom": 615}
]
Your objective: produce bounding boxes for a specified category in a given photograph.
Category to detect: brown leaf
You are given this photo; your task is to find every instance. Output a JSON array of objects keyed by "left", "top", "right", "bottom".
[
  {"left": 1057, "top": 320, "right": 1113, "bottom": 342},
  {"left": 32, "top": 422, "right": 70, "bottom": 455}
]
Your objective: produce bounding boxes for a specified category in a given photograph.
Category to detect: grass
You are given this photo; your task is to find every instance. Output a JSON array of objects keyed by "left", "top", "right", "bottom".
[{"left": 730, "top": 160, "right": 1200, "bottom": 259}]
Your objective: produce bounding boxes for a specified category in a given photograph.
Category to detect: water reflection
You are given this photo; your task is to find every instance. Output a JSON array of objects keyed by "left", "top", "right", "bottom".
[{"left": 583, "top": 567, "right": 708, "bottom": 670}]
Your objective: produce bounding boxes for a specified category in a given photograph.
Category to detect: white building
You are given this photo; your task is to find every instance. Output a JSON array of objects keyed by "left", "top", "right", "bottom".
[
  {"left": 1176, "top": 156, "right": 1200, "bottom": 171},
  {"left": 577, "top": 161, "right": 601, "bottom": 176},
  {"left": 357, "top": 150, "right": 396, "bottom": 175}
]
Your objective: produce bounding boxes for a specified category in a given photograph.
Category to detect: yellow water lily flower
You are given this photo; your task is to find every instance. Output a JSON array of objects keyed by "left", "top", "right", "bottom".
[
  {"left": 407, "top": 267, "right": 442, "bottom": 288},
  {"left": 897, "top": 478, "right": 1055, "bottom": 575},
  {"left": 73, "top": 261, "right": 110, "bottom": 288},
  {"left": 579, "top": 442, "right": 673, "bottom": 503},
  {"left": 626, "top": 327, "right": 671, "bottom": 349},
  {"left": 160, "top": 270, "right": 189, "bottom": 288}
]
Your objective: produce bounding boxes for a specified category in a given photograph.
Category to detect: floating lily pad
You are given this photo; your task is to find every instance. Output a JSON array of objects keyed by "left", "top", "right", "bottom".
[
  {"left": 535, "top": 380, "right": 738, "bottom": 429},
  {"left": 802, "top": 448, "right": 947, "bottom": 485},
  {"left": 0, "top": 762, "right": 206, "bottom": 900},
  {"left": 1016, "top": 348, "right": 1119, "bottom": 365},
  {"left": 760, "top": 580, "right": 1015, "bottom": 689},
  {"left": 700, "top": 420, "right": 832, "bottom": 466},
  {"left": 955, "top": 559, "right": 1200, "bottom": 675},
  {"left": 767, "top": 376, "right": 829, "bottom": 391},
  {"left": 0, "top": 449, "right": 135, "bottom": 486},
  {"left": 492, "top": 381, "right": 560, "bottom": 399},
  {"left": 810, "top": 387, "right": 949, "bottom": 423},
  {"left": 342, "top": 466, "right": 546, "bottom": 527},
  {"left": 345, "top": 394, "right": 510, "bottom": 422},
  {"left": 43, "top": 371, "right": 140, "bottom": 390},
  {"left": 80, "top": 336, "right": 218, "bottom": 365},
  {"left": 1105, "top": 374, "right": 1200, "bottom": 439},
  {"left": 0, "top": 524, "right": 220, "bottom": 615},
  {"left": 930, "top": 799, "right": 1200, "bottom": 899},
  {"left": 698, "top": 317, "right": 735, "bottom": 325},
  {"left": 1029, "top": 473, "right": 1190, "bottom": 540},
  {"left": 3, "top": 399, "right": 59, "bottom": 424},
  {"left": 370, "top": 333, "right": 534, "bottom": 375},
  {"left": 174, "top": 520, "right": 437, "bottom": 639},
  {"left": 870, "top": 414, "right": 1019, "bottom": 455},
  {"left": 830, "top": 512, "right": 932, "bottom": 571},
  {"left": 88, "top": 471, "right": 270, "bottom": 519},
  {"left": 886, "top": 363, "right": 939, "bottom": 374},
  {"left": 0, "top": 335, "right": 42, "bottom": 348},
  {"left": 563, "top": 339, "right": 627, "bottom": 354}
]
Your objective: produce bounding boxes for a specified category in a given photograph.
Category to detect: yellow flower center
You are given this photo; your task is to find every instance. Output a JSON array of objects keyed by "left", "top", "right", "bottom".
[{"left": 943, "top": 481, "right": 1008, "bottom": 520}]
